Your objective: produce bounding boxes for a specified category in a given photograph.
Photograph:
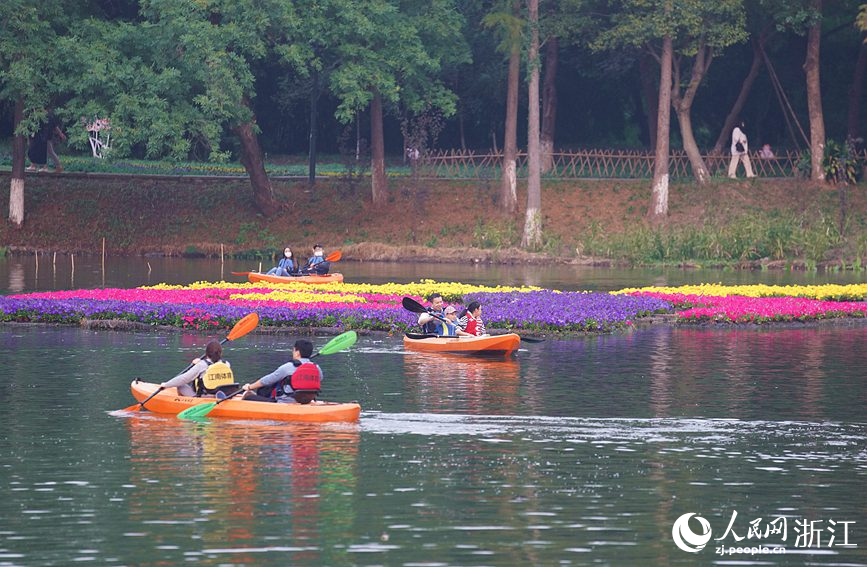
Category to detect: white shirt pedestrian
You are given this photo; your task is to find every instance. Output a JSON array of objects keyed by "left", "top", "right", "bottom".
[{"left": 728, "top": 125, "right": 755, "bottom": 178}]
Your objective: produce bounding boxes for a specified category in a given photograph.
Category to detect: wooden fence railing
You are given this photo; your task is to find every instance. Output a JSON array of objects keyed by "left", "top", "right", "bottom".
[{"left": 417, "top": 148, "right": 866, "bottom": 180}]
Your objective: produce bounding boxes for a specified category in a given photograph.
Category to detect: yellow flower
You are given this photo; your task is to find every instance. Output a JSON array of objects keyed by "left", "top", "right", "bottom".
[{"left": 612, "top": 283, "right": 867, "bottom": 301}]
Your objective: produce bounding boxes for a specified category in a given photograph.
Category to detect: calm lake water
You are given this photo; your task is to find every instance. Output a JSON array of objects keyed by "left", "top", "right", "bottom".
[
  {"left": 1, "top": 257, "right": 866, "bottom": 565},
  {"left": 2, "top": 255, "right": 867, "bottom": 293}
]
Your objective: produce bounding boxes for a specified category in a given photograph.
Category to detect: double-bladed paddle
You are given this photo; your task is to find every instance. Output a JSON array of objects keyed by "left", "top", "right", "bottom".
[
  {"left": 122, "top": 312, "right": 260, "bottom": 412},
  {"left": 176, "top": 330, "right": 358, "bottom": 419},
  {"left": 401, "top": 296, "right": 545, "bottom": 343}
]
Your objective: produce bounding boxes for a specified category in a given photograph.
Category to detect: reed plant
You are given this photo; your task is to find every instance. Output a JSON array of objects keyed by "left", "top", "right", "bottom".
[{"left": 580, "top": 212, "right": 858, "bottom": 266}]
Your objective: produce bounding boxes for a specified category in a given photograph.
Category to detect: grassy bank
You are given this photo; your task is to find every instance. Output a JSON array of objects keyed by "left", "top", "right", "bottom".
[{"left": 0, "top": 172, "right": 865, "bottom": 269}]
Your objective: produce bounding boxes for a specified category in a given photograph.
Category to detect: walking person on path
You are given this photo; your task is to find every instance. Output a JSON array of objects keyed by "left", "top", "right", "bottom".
[{"left": 728, "top": 121, "right": 755, "bottom": 179}]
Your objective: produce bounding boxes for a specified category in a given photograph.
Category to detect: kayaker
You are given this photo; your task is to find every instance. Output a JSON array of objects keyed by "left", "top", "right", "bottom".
[
  {"left": 417, "top": 293, "right": 446, "bottom": 335},
  {"left": 443, "top": 305, "right": 473, "bottom": 337},
  {"left": 298, "top": 244, "right": 328, "bottom": 274},
  {"left": 240, "top": 339, "right": 323, "bottom": 404},
  {"left": 458, "top": 301, "right": 487, "bottom": 336},
  {"left": 159, "top": 341, "right": 237, "bottom": 397},
  {"left": 265, "top": 246, "right": 296, "bottom": 276}
]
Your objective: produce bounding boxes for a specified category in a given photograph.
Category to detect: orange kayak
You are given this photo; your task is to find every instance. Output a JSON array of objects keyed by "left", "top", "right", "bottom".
[
  {"left": 129, "top": 380, "right": 361, "bottom": 422},
  {"left": 247, "top": 272, "right": 344, "bottom": 285},
  {"left": 403, "top": 333, "right": 521, "bottom": 355}
]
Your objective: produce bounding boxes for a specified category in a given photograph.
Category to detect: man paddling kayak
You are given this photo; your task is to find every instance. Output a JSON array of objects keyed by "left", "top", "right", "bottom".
[{"left": 239, "top": 339, "right": 323, "bottom": 404}]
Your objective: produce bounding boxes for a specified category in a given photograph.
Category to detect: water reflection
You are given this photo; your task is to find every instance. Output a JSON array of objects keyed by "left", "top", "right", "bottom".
[
  {"left": 402, "top": 353, "right": 521, "bottom": 414},
  {"left": 4, "top": 255, "right": 867, "bottom": 293},
  {"left": 124, "top": 414, "right": 359, "bottom": 564},
  {"left": 7, "top": 261, "right": 24, "bottom": 292}
]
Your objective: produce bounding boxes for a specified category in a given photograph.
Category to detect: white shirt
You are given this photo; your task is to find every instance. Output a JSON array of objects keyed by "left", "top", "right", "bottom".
[{"left": 731, "top": 127, "right": 748, "bottom": 155}]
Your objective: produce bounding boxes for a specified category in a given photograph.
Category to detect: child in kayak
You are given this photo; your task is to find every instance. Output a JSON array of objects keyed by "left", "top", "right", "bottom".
[
  {"left": 265, "top": 247, "right": 296, "bottom": 277},
  {"left": 240, "top": 339, "right": 323, "bottom": 404},
  {"left": 458, "top": 301, "right": 487, "bottom": 336},
  {"left": 159, "top": 341, "right": 237, "bottom": 397},
  {"left": 443, "top": 305, "right": 473, "bottom": 337}
]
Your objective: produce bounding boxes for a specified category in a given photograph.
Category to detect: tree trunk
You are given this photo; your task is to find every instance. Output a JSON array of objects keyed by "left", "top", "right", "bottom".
[
  {"left": 639, "top": 53, "right": 658, "bottom": 151},
  {"left": 8, "top": 97, "right": 25, "bottom": 227},
  {"left": 649, "top": 36, "right": 673, "bottom": 222},
  {"left": 232, "top": 101, "right": 276, "bottom": 216},
  {"left": 712, "top": 35, "right": 766, "bottom": 155},
  {"left": 847, "top": 37, "right": 866, "bottom": 141},
  {"left": 458, "top": 103, "right": 467, "bottom": 150},
  {"left": 522, "top": 0, "right": 542, "bottom": 250},
  {"left": 500, "top": 13, "right": 520, "bottom": 215},
  {"left": 805, "top": 0, "right": 826, "bottom": 181},
  {"left": 308, "top": 72, "right": 319, "bottom": 188},
  {"left": 370, "top": 90, "right": 388, "bottom": 205},
  {"left": 540, "top": 36, "right": 559, "bottom": 174},
  {"left": 671, "top": 46, "right": 713, "bottom": 184}
]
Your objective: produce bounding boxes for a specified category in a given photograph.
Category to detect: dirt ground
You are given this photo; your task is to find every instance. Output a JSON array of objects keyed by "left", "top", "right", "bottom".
[{"left": 0, "top": 172, "right": 862, "bottom": 265}]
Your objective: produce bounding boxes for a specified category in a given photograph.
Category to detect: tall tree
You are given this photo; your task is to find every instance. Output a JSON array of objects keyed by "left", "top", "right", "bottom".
[
  {"left": 848, "top": 35, "right": 866, "bottom": 141},
  {"left": 0, "top": 0, "right": 64, "bottom": 227},
  {"left": 326, "top": 0, "right": 467, "bottom": 205},
  {"left": 540, "top": 36, "right": 559, "bottom": 173},
  {"left": 593, "top": 0, "right": 746, "bottom": 210},
  {"left": 651, "top": 35, "right": 674, "bottom": 220},
  {"left": 523, "top": 0, "right": 543, "bottom": 249},
  {"left": 484, "top": 1, "right": 523, "bottom": 214},
  {"left": 805, "top": 0, "right": 826, "bottom": 180}
]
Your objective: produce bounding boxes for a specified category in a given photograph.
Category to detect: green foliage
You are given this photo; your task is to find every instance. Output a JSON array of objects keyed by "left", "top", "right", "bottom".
[
  {"left": 579, "top": 211, "right": 854, "bottom": 265},
  {"left": 473, "top": 218, "right": 518, "bottom": 248},
  {"left": 796, "top": 139, "right": 865, "bottom": 184}
]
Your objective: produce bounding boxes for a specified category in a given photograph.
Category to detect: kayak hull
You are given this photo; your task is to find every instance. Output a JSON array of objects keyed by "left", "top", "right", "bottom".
[
  {"left": 247, "top": 272, "right": 344, "bottom": 285},
  {"left": 129, "top": 380, "right": 361, "bottom": 422},
  {"left": 403, "top": 333, "right": 521, "bottom": 355}
]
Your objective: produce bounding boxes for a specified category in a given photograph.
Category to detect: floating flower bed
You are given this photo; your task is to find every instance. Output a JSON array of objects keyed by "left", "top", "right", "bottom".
[
  {"left": 622, "top": 285, "right": 867, "bottom": 323},
  {"left": 0, "top": 281, "right": 670, "bottom": 333}
]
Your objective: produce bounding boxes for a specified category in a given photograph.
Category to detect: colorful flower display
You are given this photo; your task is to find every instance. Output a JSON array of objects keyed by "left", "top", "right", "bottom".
[
  {"left": 615, "top": 283, "right": 867, "bottom": 302},
  {"left": 0, "top": 281, "right": 668, "bottom": 333},
  {"left": 3, "top": 281, "right": 866, "bottom": 332},
  {"left": 625, "top": 286, "right": 867, "bottom": 323}
]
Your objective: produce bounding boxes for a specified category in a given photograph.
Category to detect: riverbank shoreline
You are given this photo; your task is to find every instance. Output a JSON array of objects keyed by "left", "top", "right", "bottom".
[
  {"left": 2, "top": 173, "right": 865, "bottom": 269},
  {"left": 0, "top": 242, "right": 859, "bottom": 272}
]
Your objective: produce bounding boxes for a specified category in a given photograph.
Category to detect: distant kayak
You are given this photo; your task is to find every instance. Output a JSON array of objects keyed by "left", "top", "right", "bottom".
[
  {"left": 403, "top": 333, "right": 521, "bottom": 355},
  {"left": 246, "top": 272, "right": 345, "bottom": 285},
  {"left": 129, "top": 380, "right": 361, "bottom": 422}
]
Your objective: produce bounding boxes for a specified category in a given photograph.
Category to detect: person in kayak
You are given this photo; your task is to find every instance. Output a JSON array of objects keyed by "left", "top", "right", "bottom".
[
  {"left": 297, "top": 244, "right": 329, "bottom": 275},
  {"left": 417, "top": 292, "right": 447, "bottom": 335},
  {"left": 239, "top": 339, "right": 323, "bottom": 404},
  {"left": 443, "top": 305, "right": 473, "bottom": 337},
  {"left": 265, "top": 246, "right": 296, "bottom": 276},
  {"left": 458, "top": 301, "right": 487, "bottom": 336},
  {"left": 159, "top": 341, "right": 237, "bottom": 397}
]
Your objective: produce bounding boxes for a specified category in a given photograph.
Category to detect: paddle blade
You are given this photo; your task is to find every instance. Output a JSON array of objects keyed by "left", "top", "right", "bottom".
[
  {"left": 226, "top": 312, "right": 259, "bottom": 341},
  {"left": 326, "top": 250, "right": 342, "bottom": 262},
  {"left": 402, "top": 297, "right": 428, "bottom": 314},
  {"left": 317, "top": 330, "right": 357, "bottom": 356},
  {"left": 231, "top": 271, "right": 251, "bottom": 277},
  {"left": 177, "top": 402, "right": 217, "bottom": 419},
  {"left": 121, "top": 404, "right": 143, "bottom": 412}
]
